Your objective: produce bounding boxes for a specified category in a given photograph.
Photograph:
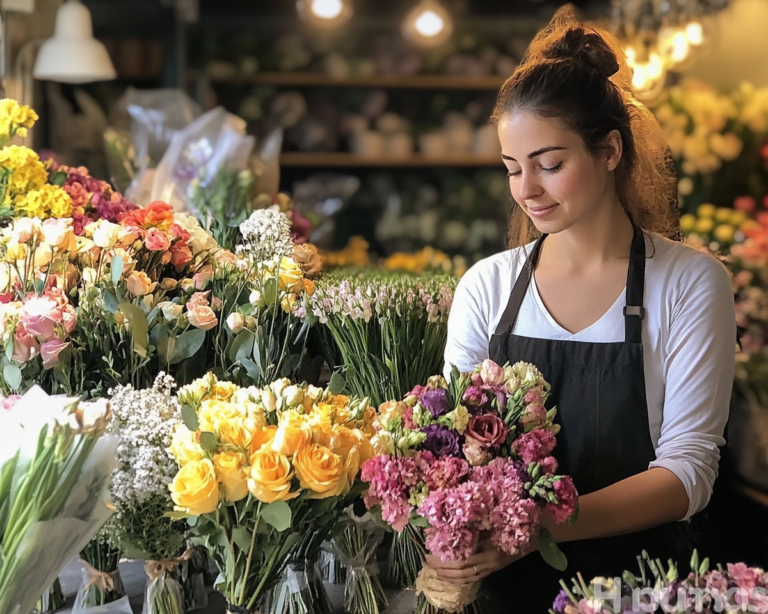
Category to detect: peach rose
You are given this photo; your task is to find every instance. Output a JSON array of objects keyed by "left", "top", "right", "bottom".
[
  {"left": 126, "top": 271, "right": 157, "bottom": 297},
  {"left": 145, "top": 228, "right": 171, "bottom": 252},
  {"left": 187, "top": 305, "right": 218, "bottom": 331},
  {"left": 192, "top": 264, "right": 214, "bottom": 290}
]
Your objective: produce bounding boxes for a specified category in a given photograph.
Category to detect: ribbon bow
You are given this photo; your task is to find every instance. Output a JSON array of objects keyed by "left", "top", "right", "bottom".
[
  {"left": 80, "top": 559, "right": 119, "bottom": 593},
  {"left": 143, "top": 547, "right": 195, "bottom": 580}
]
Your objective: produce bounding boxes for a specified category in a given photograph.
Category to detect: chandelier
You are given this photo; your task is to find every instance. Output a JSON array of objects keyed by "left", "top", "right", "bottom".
[{"left": 610, "top": 0, "right": 729, "bottom": 99}]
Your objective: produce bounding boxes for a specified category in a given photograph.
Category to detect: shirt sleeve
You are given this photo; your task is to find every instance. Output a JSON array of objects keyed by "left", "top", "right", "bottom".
[
  {"left": 443, "top": 265, "right": 492, "bottom": 379},
  {"left": 648, "top": 254, "right": 735, "bottom": 520}
]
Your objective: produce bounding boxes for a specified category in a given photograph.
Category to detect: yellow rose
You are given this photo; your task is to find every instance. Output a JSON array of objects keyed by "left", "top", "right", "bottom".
[
  {"left": 198, "top": 399, "right": 241, "bottom": 432},
  {"left": 213, "top": 451, "right": 249, "bottom": 502},
  {"left": 293, "top": 443, "right": 346, "bottom": 499},
  {"left": 211, "top": 381, "right": 239, "bottom": 401},
  {"left": 277, "top": 257, "right": 305, "bottom": 293},
  {"left": 169, "top": 459, "right": 220, "bottom": 515},
  {"left": 271, "top": 411, "right": 312, "bottom": 457},
  {"left": 126, "top": 271, "right": 157, "bottom": 296},
  {"left": 168, "top": 424, "right": 205, "bottom": 466},
  {"left": 243, "top": 403, "right": 267, "bottom": 432},
  {"left": 247, "top": 449, "right": 298, "bottom": 503},
  {"left": 251, "top": 425, "right": 278, "bottom": 455},
  {"left": 216, "top": 415, "right": 254, "bottom": 450}
]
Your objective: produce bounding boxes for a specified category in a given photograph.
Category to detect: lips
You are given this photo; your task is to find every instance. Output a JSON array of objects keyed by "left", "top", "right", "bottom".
[{"left": 527, "top": 203, "right": 559, "bottom": 218}]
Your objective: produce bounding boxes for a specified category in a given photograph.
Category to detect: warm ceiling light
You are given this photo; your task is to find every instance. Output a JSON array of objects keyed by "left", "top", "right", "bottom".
[
  {"left": 625, "top": 44, "right": 667, "bottom": 101},
  {"left": 296, "top": 0, "right": 352, "bottom": 27},
  {"left": 685, "top": 20, "right": 704, "bottom": 45},
  {"left": 402, "top": 0, "right": 453, "bottom": 48},
  {"left": 658, "top": 26, "right": 692, "bottom": 67}
]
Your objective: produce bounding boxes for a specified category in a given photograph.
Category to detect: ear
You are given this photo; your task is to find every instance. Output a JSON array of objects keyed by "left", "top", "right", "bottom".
[{"left": 604, "top": 129, "right": 623, "bottom": 172}]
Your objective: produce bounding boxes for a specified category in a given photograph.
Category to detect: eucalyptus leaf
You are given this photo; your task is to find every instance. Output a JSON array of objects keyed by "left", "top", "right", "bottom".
[
  {"left": 103, "top": 291, "right": 119, "bottom": 315},
  {"left": 111, "top": 254, "right": 124, "bottom": 286},
  {"left": 170, "top": 328, "right": 206, "bottom": 365},
  {"left": 263, "top": 277, "right": 278, "bottom": 306},
  {"left": 200, "top": 432, "right": 218, "bottom": 451},
  {"left": 3, "top": 364, "right": 21, "bottom": 391},
  {"left": 240, "top": 357, "right": 261, "bottom": 383},
  {"left": 119, "top": 303, "right": 149, "bottom": 354},
  {"left": 232, "top": 526, "right": 252, "bottom": 552},
  {"left": 182, "top": 405, "right": 199, "bottom": 431},
  {"left": 4, "top": 340, "right": 13, "bottom": 362},
  {"left": 538, "top": 527, "right": 568, "bottom": 571},
  {"left": 228, "top": 329, "right": 255, "bottom": 364},
  {"left": 329, "top": 372, "right": 346, "bottom": 395},
  {"left": 261, "top": 501, "right": 292, "bottom": 532}
]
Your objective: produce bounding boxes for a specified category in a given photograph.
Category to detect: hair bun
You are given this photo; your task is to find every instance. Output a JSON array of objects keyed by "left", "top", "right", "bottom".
[{"left": 547, "top": 27, "right": 620, "bottom": 79}]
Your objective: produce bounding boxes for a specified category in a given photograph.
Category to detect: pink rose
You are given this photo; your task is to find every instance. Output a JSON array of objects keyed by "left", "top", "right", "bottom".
[
  {"left": 41, "top": 337, "right": 69, "bottom": 369},
  {"left": 171, "top": 244, "right": 193, "bottom": 268},
  {"left": 13, "top": 322, "right": 39, "bottom": 362},
  {"left": 192, "top": 265, "right": 214, "bottom": 290},
  {"left": 187, "top": 305, "right": 218, "bottom": 330},
  {"left": 61, "top": 304, "right": 76, "bottom": 334},
  {"left": 211, "top": 296, "right": 222, "bottom": 311},
  {"left": 144, "top": 228, "right": 171, "bottom": 252},
  {"left": 187, "top": 291, "right": 210, "bottom": 310},
  {"left": 479, "top": 359, "right": 504, "bottom": 385},
  {"left": 0, "top": 394, "right": 21, "bottom": 410},
  {"left": 20, "top": 296, "right": 62, "bottom": 341},
  {"left": 466, "top": 414, "right": 509, "bottom": 450},
  {"left": 521, "top": 402, "right": 547, "bottom": 429}
]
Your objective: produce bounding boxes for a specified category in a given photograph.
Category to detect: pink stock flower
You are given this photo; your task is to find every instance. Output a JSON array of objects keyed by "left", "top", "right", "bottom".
[
  {"left": 544, "top": 476, "right": 578, "bottom": 524},
  {"left": 728, "top": 563, "right": 765, "bottom": 591},
  {"left": 145, "top": 228, "right": 171, "bottom": 251},
  {"left": 489, "top": 493, "right": 539, "bottom": 557},
  {"left": 19, "top": 296, "right": 62, "bottom": 341},
  {"left": 41, "top": 337, "right": 69, "bottom": 369},
  {"left": 512, "top": 429, "right": 557, "bottom": 465},
  {"left": 13, "top": 322, "right": 39, "bottom": 362}
]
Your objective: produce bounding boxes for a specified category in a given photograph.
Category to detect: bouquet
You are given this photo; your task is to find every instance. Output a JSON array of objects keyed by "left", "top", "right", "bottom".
[
  {"left": 550, "top": 550, "right": 768, "bottom": 613},
  {"left": 307, "top": 270, "right": 457, "bottom": 407},
  {"left": 105, "top": 374, "right": 189, "bottom": 614},
  {"left": 72, "top": 530, "right": 128, "bottom": 611},
  {"left": 167, "top": 372, "right": 376, "bottom": 614},
  {"left": 362, "top": 360, "right": 579, "bottom": 613},
  {"left": 0, "top": 386, "right": 117, "bottom": 614}
]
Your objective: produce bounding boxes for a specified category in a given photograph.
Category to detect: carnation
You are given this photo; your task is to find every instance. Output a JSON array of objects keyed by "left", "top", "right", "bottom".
[{"left": 512, "top": 428, "right": 556, "bottom": 464}]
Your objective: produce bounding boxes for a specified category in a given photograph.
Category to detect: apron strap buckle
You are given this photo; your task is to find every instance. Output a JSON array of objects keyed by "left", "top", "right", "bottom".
[{"left": 623, "top": 305, "right": 646, "bottom": 319}]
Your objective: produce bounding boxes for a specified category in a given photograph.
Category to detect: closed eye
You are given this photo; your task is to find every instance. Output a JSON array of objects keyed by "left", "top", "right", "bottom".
[{"left": 507, "top": 162, "right": 563, "bottom": 178}]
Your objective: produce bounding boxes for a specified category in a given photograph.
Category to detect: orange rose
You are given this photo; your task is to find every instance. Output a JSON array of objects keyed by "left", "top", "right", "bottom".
[
  {"left": 121, "top": 200, "right": 175, "bottom": 231},
  {"left": 247, "top": 449, "right": 298, "bottom": 503},
  {"left": 251, "top": 425, "right": 277, "bottom": 455},
  {"left": 293, "top": 443, "right": 346, "bottom": 499}
]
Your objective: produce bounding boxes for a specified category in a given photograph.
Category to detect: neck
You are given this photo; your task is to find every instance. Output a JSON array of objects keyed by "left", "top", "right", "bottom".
[{"left": 543, "top": 199, "right": 635, "bottom": 270}]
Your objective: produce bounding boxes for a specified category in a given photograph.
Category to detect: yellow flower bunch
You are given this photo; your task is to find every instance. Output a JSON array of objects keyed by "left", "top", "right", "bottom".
[
  {"left": 250, "top": 255, "right": 315, "bottom": 313},
  {"left": 168, "top": 373, "right": 376, "bottom": 515},
  {"left": 383, "top": 246, "right": 467, "bottom": 277},
  {"left": 680, "top": 203, "right": 756, "bottom": 253},
  {"left": 320, "top": 236, "right": 371, "bottom": 269},
  {"left": 0, "top": 145, "right": 47, "bottom": 201},
  {"left": 0, "top": 99, "right": 38, "bottom": 145},
  {"left": 14, "top": 184, "right": 73, "bottom": 220}
]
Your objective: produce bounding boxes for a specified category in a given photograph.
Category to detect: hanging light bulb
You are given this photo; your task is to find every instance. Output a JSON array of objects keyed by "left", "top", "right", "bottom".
[
  {"left": 296, "top": 0, "right": 353, "bottom": 28},
  {"left": 658, "top": 25, "right": 697, "bottom": 69},
  {"left": 625, "top": 43, "right": 667, "bottom": 101},
  {"left": 402, "top": 0, "right": 453, "bottom": 48},
  {"left": 685, "top": 20, "right": 704, "bottom": 45}
]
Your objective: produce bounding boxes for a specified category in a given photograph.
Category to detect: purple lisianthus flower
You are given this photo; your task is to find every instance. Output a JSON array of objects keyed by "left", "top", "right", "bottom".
[
  {"left": 422, "top": 388, "right": 450, "bottom": 418},
  {"left": 422, "top": 424, "right": 462, "bottom": 457},
  {"left": 552, "top": 589, "right": 571, "bottom": 613}
]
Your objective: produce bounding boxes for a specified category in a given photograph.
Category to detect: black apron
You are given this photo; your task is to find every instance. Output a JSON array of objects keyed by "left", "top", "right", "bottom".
[{"left": 482, "top": 226, "right": 691, "bottom": 612}]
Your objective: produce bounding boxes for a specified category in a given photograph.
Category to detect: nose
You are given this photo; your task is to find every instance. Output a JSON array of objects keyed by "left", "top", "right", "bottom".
[{"left": 519, "top": 171, "right": 543, "bottom": 201}]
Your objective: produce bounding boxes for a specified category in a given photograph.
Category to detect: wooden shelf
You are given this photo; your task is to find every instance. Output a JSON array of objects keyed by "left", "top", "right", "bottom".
[
  {"left": 279, "top": 152, "right": 503, "bottom": 167},
  {"left": 205, "top": 71, "right": 507, "bottom": 91}
]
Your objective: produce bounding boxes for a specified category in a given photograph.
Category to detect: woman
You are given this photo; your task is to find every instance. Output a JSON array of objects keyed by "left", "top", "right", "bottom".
[{"left": 432, "top": 13, "right": 735, "bottom": 612}]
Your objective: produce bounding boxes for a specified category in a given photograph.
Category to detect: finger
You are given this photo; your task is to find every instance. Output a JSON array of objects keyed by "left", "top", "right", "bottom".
[{"left": 434, "top": 566, "right": 485, "bottom": 582}]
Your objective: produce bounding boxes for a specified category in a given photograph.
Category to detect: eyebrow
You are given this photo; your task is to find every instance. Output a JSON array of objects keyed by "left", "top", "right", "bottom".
[{"left": 501, "top": 146, "right": 567, "bottom": 162}]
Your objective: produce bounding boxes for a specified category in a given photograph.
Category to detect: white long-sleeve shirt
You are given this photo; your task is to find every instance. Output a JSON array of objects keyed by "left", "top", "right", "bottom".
[{"left": 444, "top": 233, "right": 735, "bottom": 520}]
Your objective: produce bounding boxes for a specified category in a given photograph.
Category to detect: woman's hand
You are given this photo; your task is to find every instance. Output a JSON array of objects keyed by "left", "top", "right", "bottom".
[{"left": 426, "top": 537, "right": 537, "bottom": 583}]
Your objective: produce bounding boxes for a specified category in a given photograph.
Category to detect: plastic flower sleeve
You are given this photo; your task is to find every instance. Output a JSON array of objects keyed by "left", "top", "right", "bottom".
[
  {"left": 142, "top": 562, "right": 185, "bottom": 614},
  {"left": 0, "top": 387, "right": 118, "bottom": 614},
  {"left": 71, "top": 559, "right": 128, "bottom": 613},
  {"left": 332, "top": 513, "right": 388, "bottom": 614},
  {"left": 267, "top": 557, "right": 333, "bottom": 614}
]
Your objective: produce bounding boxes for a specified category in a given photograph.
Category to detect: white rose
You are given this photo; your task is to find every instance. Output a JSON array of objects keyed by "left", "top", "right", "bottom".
[
  {"left": 158, "top": 301, "right": 183, "bottom": 321},
  {"left": 91, "top": 221, "right": 121, "bottom": 249},
  {"left": 226, "top": 312, "right": 246, "bottom": 333}
]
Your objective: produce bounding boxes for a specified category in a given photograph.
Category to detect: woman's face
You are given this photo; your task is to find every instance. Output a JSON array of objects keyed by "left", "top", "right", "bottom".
[{"left": 497, "top": 111, "right": 620, "bottom": 235}]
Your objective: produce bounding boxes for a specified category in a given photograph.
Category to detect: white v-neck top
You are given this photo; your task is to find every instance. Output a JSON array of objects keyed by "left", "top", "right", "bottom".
[{"left": 444, "top": 233, "right": 736, "bottom": 520}]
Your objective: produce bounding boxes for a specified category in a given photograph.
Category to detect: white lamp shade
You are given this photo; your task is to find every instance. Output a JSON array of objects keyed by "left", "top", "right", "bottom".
[{"left": 33, "top": 0, "right": 117, "bottom": 83}]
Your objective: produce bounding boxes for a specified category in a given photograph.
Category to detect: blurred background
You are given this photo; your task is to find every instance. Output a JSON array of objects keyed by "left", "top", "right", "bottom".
[{"left": 9, "top": 0, "right": 768, "bottom": 573}]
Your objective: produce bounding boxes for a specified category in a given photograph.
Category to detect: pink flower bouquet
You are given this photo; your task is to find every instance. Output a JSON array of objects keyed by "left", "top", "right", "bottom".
[{"left": 361, "top": 359, "right": 578, "bottom": 613}]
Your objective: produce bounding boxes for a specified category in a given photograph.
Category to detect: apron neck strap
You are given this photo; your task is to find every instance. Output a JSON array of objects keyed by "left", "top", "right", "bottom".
[{"left": 494, "top": 225, "right": 647, "bottom": 343}]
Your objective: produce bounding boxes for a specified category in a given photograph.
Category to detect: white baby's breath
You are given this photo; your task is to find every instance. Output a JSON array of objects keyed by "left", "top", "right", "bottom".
[{"left": 238, "top": 209, "right": 294, "bottom": 262}]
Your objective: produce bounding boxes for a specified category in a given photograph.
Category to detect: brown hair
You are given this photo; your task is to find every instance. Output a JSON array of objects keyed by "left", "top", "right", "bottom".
[{"left": 493, "top": 8, "right": 680, "bottom": 248}]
